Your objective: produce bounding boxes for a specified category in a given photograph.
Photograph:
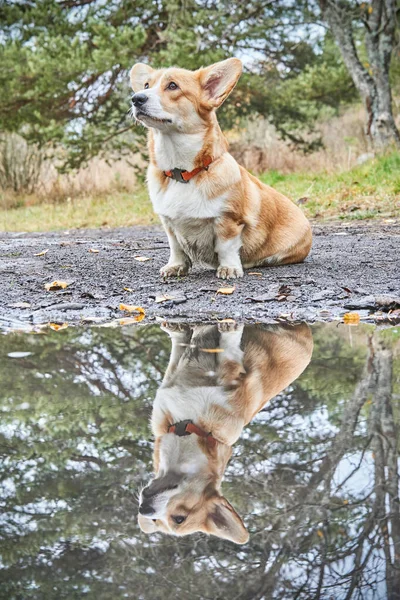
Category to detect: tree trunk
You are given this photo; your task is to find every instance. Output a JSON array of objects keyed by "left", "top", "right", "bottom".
[
  {"left": 368, "top": 337, "right": 400, "bottom": 599},
  {"left": 319, "top": 0, "right": 400, "bottom": 150}
]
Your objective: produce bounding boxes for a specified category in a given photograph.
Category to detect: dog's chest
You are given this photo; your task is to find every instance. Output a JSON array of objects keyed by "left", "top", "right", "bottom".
[
  {"left": 149, "top": 177, "right": 227, "bottom": 220},
  {"left": 164, "top": 216, "right": 218, "bottom": 267}
]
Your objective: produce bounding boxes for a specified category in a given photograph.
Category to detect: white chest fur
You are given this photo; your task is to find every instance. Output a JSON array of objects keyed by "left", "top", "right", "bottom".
[
  {"left": 148, "top": 173, "right": 228, "bottom": 221},
  {"left": 155, "top": 385, "right": 229, "bottom": 424}
]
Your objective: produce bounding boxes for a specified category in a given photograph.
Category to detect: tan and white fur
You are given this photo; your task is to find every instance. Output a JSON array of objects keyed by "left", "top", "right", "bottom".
[
  {"left": 138, "top": 322, "right": 313, "bottom": 544},
  {"left": 129, "top": 58, "right": 312, "bottom": 279}
]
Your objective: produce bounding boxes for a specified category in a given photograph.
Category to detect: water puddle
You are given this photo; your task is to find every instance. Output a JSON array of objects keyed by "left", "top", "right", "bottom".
[{"left": 1, "top": 322, "right": 399, "bottom": 599}]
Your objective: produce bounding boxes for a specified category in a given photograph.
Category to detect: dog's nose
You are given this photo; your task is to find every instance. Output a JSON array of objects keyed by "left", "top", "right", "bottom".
[
  {"left": 139, "top": 502, "right": 155, "bottom": 516},
  {"left": 131, "top": 93, "right": 148, "bottom": 107}
]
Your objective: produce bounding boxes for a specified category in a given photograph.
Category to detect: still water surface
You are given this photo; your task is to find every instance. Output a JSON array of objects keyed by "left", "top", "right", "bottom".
[{"left": 0, "top": 322, "right": 399, "bottom": 600}]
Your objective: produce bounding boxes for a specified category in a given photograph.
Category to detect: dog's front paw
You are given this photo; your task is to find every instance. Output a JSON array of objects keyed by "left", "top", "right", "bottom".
[
  {"left": 216, "top": 266, "right": 244, "bottom": 280},
  {"left": 161, "top": 321, "right": 191, "bottom": 334},
  {"left": 218, "top": 320, "right": 240, "bottom": 333},
  {"left": 160, "top": 263, "right": 189, "bottom": 278}
]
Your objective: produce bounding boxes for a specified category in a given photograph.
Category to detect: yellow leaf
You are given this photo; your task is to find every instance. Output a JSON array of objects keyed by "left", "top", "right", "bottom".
[
  {"left": 155, "top": 294, "right": 174, "bottom": 303},
  {"left": 119, "top": 315, "right": 145, "bottom": 325},
  {"left": 368, "top": 6, "right": 373, "bottom": 13},
  {"left": 317, "top": 529, "right": 324, "bottom": 538},
  {"left": 343, "top": 312, "right": 360, "bottom": 324},
  {"left": 34, "top": 249, "right": 49, "bottom": 257},
  {"left": 200, "top": 348, "right": 225, "bottom": 353},
  {"left": 89, "top": 248, "right": 99, "bottom": 253},
  {"left": 119, "top": 304, "right": 146, "bottom": 322},
  {"left": 123, "top": 287, "right": 133, "bottom": 292},
  {"left": 134, "top": 256, "right": 151, "bottom": 262},
  {"left": 217, "top": 286, "right": 235, "bottom": 295},
  {"left": 48, "top": 322, "right": 68, "bottom": 331},
  {"left": 343, "top": 499, "right": 349, "bottom": 505},
  {"left": 44, "top": 281, "right": 69, "bottom": 291}
]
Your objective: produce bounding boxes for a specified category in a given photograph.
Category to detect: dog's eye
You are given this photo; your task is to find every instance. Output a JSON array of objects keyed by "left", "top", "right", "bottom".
[
  {"left": 172, "top": 515, "right": 186, "bottom": 524},
  {"left": 167, "top": 82, "right": 178, "bottom": 91},
  {"left": 144, "top": 82, "right": 149, "bottom": 89}
]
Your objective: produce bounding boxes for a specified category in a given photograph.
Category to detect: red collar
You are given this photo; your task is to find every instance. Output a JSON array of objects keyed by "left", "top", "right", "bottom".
[
  {"left": 164, "top": 156, "right": 213, "bottom": 184},
  {"left": 168, "top": 419, "right": 218, "bottom": 449}
]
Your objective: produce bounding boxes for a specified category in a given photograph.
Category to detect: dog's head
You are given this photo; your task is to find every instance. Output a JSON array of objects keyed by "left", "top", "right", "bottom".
[
  {"left": 138, "top": 434, "right": 248, "bottom": 544},
  {"left": 129, "top": 58, "right": 242, "bottom": 132}
]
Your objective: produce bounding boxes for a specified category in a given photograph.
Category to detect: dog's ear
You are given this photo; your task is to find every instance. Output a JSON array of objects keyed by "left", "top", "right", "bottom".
[
  {"left": 206, "top": 495, "right": 249, "bottom": 544},
  {"left": 130, "top": 63, "right": 154, "bottom": 92},
  {"left": 199, "top": 58, "right": 242, "bottom": 108}
]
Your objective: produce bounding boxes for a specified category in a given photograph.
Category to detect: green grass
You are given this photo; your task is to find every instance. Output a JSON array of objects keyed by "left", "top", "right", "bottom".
[
  {"left": 0, "top": 152, "right": 399, "bottom": 232},
  {"left": 0, "top": 189, "right": 158, "bottom": 232},
  {"left": 259, "top": 151, "right": 400, "bottom": 220}
]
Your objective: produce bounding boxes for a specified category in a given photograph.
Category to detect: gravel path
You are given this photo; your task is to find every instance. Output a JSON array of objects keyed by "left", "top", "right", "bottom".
[{"left": 1, "top": 220, "right": 399, "bottom": 329}]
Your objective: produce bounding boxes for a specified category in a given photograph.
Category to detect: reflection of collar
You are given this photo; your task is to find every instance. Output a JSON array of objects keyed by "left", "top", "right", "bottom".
[
  {"left": 164, "top": 156, "right": 213, "bottom": 184},
  {"left": 168, "top": 419, "right": 218, "bottom": 449}
]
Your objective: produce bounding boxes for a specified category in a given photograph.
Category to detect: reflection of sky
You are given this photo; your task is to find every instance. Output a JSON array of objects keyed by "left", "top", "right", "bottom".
[
  {"left": 332, "top": 451, "right": 375, "bottom": 499},
  {"left": 0, "top": 323, "right": 398, "bottom": 600}
]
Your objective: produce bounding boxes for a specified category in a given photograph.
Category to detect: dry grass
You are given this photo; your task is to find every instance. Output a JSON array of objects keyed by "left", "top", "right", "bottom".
[
  {"left": 229, "top": 105, "right": 372, "bottom": 174},
  {"left": 1, "top": 151, "right": 143, "bottom": 210},
  {"left": 2, "top": 152, "right": 399, "bottom": 232}
]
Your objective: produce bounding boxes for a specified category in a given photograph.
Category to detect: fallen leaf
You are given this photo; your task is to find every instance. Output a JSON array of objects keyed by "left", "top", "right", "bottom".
[
  {"left": 8, "top": 302, "right": 31, "bottom": 309},
  {"left": 248, "top": 272, "right": 262, "bottom": 276},
  {"left": 123, "top": 287, "right": 133, "bottom": 292},
  {"left": 89, "top": 248, "right": 99, "bottom": 253},
  {"left": 200, "top": 348, "right": 225, "bottom": 353},
  {"left": 247, "top": 294, "right": 276, "bottom": 303},
  {"left": 49, "top": 322, "right": 69, "bottom": 331},
  {"left": 134, "top": 256, "right": 151, "bottom": 262},
  {"left": 278, "top": 285, "right": 291, "bottom": 296},
  {"left": 8, "top": 352, "right": 33, "bottom": 358},
  {"left": 45, "top": 281, "right": 69, "bottom": 291},
  {"left": 155, "top": 294, "right": 174, "bottom": 303},
  {"left": 217, "top": 286, "right": 235, "bottom": 295},
  {"left": 297, "top": 197, "right": 309, "bottom": 205},
  {"left": 119, "top": 303, "right": 144, "bottom": 313},
  {"left": 34, "top": 249, "right": 49, "bottom": 257},
  {"left": 119, "top": 304, "right": 146, "bottom": 322},
  {"left": 119, "top": 315, "right": 145, "bottom": 325},
  {"left": 343, "top": 312, "right": 360, "bottom": 324}
]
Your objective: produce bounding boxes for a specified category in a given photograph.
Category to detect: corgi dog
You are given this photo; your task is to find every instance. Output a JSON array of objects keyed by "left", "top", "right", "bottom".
[
  {"left": 129, "top": 58, "right": 312, "bottom": 279},
  {"left": 138, "top": 322, "right": 313, "bottom": 544}
]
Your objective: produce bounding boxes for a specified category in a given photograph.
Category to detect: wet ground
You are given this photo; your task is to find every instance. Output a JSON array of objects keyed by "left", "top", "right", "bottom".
[
  {"left": 1, "top": 220, "right": 399, "bottom": 329},
  {"left": 1, "top": 320, "right": 400, "bottom": 600}
]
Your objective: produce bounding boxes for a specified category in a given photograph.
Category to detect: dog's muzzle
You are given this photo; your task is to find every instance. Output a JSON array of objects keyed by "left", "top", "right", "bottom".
[{"left": 131, "top": 92, "right": 148, "bottom": 107}]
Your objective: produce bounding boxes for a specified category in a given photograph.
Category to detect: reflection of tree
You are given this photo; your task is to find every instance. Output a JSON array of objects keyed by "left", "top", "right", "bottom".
[{"left": 0, "top": 324, "right": 399, "bottom": 599}]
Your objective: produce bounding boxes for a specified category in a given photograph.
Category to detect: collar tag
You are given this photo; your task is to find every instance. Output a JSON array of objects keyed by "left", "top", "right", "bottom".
[
  {"left": 169, "top": 168, "right": 189, "bottom": 184},
  {"left": 171, "top": 419, "right": 192, "bottom": 436}
]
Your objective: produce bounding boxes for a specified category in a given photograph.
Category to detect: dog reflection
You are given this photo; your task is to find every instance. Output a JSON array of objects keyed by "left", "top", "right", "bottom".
[{"left": 139, "top": 323, "right": 313, "bottom": 544}]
